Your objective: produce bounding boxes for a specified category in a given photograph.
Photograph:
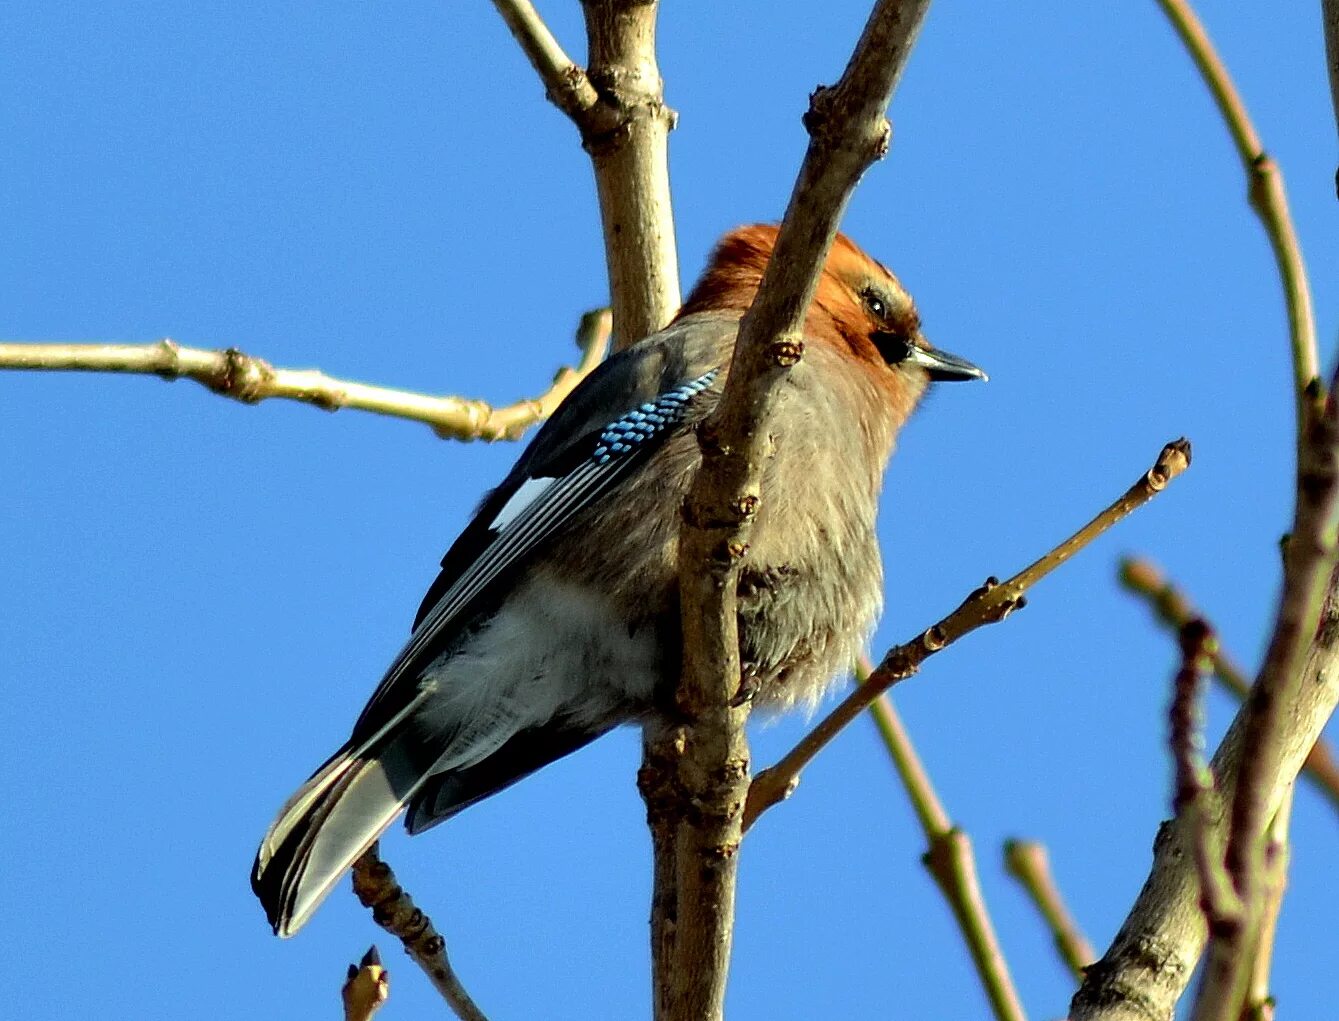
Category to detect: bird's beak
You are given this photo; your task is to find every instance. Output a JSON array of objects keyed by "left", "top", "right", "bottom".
[{"left": 906, "top": 338, "right": 988, "bottom": 383}]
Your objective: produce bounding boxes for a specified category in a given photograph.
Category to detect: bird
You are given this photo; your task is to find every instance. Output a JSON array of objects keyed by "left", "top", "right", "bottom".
[{"left": 252, "top": 223, "right": 986, "bottom": 936}]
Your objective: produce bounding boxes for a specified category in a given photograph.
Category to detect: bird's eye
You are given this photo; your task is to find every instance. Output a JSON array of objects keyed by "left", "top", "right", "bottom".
[{"left": 862, "top": 289, "right": 888, "bottom": 320}]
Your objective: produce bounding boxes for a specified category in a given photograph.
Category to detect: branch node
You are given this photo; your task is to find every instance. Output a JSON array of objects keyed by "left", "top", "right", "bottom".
[{"left": 765, "top": 338, "right": 804, "bottom": 367}]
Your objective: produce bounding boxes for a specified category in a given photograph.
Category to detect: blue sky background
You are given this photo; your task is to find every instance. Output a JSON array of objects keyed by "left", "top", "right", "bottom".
[{"left": 3, "top": 2, "right": 1337, "bottom": 1018}]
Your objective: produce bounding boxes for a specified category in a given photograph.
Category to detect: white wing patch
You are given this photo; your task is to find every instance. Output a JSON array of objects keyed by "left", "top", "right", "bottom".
[
  {"left": 356, "top": 368, "right": 720, "bottom": 728},
  {"left": 488, "top": 476, "right": 556, "bottom": 531}
]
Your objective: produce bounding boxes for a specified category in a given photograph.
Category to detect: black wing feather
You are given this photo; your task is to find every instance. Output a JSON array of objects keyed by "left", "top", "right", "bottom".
[{"left": 350, "top": 357, "right": 719, "bottom": 738}]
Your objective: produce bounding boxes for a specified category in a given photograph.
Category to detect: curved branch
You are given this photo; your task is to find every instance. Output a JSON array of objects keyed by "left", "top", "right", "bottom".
[
  {"left": 868, "top": 688, "right": 1027, "bottom": 1021},
  {"left": 1153, "top": 0, "right": 1319, "bottom": 423},
  {"left": 0, "top": 309, "right": 610, "bottom": 441}
]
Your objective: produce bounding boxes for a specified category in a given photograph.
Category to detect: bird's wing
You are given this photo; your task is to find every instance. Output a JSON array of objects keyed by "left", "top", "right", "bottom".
[{"left": 350, "top": 337, "right": 722, "bottom": 738}]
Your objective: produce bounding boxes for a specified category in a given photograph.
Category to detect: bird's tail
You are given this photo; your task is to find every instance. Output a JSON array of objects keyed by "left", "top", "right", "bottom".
[{"left": 252, "top": 725, "right": 429, "bottom": 938}]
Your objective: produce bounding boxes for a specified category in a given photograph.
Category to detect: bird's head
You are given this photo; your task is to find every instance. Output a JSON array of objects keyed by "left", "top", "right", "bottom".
[{"left": 678, "top": 224, "right": 986, "bottom": 395}]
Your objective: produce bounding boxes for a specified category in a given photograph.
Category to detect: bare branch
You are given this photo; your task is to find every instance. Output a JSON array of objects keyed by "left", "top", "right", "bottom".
[
  {"left": 350, "top": 847, "right": 490, "bottom": 1021},
  {"left": 0, "top": 309, "right": 610, "bottom": 442},
  {"left": 489, "top": 0, "right": 683, "bottom": 1005},
  {"left": 1003, "top": 840, "right": 1097, "bottom": 981},
  {"left": 491, "top": 0, "right": 679, "bottom": 347},
  {"left": 868, "top": 687, "right": 1027, "bottom": 1021},
  {"left": 1243, "top": 789, "right": 1292, "bottom": 1021},
  {"left": 745, "top": 439, "right": 1192, "bottom": 828},
  {"left": 1119, "top": 556, "right": 1339, "bottom": 815},
  {"left": 1168, "top": 622, "right": 1243, "bottom": 986},
  {"left": 1153, "top": 0, "right": 1319, "bottom": 424},
  {"left": 582, "top": 1, "right": 681, "bottom": 346},
  {"left": 489, "top": 0, "right": 605, "bottom": 127},
  {"left": 1200, "top": 381, "right": 1339, "bottom": 1019},
  {"left": 1323, "top": 0, "right": 1339, "bottom": 155},
  {"left": 1072, "top": 404, "right": 1339, "bottom": 1020},
  {"left": 342, "top": 946, "right": 390, "bottom": 1021},
  {"left": 662, "top": 4, "right": 932, "bottom": 1018}
]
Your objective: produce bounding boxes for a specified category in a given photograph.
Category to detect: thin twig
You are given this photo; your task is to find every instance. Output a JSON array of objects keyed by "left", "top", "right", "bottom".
[
  {"left": 489, "top": 0, "right": 606, "bottom": 128},
  {"left": 745, "top": 439, "right": 1193, "bottom": 829},
  {"left": 1170, "top": 621, "right": 1242, "bottom": 954},
  {"left": 1152, "top": 0, "right": 1319, "bottom": 423},
  {"left": 1242, "top": 788, "right": 1292, "bottom": 1021},
  {"left": 350, "top": 846, "right": 490, "bottom": 1021},
  {"left": 342, "top": 946, "right": 390, "bottom": 1021},
  {"left": 0, "top": 309, "right": 610, "bottom": 442},
  {"left": 866, "top": 682, "right": 1027, "bottom": 1021},
  {"left": 1119, "top": 556, "right": 1339, "bottom": 814},
  {"left": 661, "top": 4, "right": 933, "bottom": 1019},
  {"left": 1003, "top": 840, "right": 1097, "bottom": 981}
]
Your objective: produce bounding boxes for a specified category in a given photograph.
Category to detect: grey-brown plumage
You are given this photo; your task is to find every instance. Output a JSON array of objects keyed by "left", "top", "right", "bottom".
[{"left": 252, "top": 225, "right": 985, "bottom": 936}]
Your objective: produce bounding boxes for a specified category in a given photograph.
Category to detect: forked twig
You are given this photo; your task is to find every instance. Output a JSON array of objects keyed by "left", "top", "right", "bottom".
[{"left": 745, "top": 439, "right": 1192, "bottom": 828}]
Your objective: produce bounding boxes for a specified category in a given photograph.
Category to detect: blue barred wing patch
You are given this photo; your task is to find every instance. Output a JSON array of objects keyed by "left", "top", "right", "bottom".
[{"left": 591, "top": 370, "right": 718, "bottom": 464}]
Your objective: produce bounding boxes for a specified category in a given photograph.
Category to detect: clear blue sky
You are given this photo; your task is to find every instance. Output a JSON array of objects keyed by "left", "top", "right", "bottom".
[{"left": 3, "top": 2, "right": 1336, "bottom": 1018}]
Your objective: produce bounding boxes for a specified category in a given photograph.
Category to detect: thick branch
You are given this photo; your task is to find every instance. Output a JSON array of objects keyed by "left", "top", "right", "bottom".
[
  {"left": 745, "top": 439, "right": 1192, "bottom": 828},
  {"left": 663, "top": 5, "right": 932, "bottom": 1019},
  {"left": 868, "top": 689, "right": 1027, "bottom": 1021},
  {"left": 582, "top": 0, "right": 681, "bottom": 347},
  {"left": 1071, "top": 395, "right": 1339, "bottom": 1020},
  {"left": 1198, "top": 385, "right": 1339, "bottom": 1019},
  {"left": 0, "top": 310, "right": 609, "bottom": 441},
  {"left": 350, "top": 847, "right": 490, "bottom": 1021}
]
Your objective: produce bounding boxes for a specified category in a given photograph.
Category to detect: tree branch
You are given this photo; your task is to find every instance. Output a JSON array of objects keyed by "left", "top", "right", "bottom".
[
  {"left": 1323, "top": 0, "right": 1339, "bottom": 155},
  {"left": 491, "top": 0, "right": 680, "bottom": 348},
  {"left": 1003, "top": 840, "right": 1097, "bottom": 982},
  {"left": 350, "top": 847, "right": 490, "bottom": 1021},
  {"left": 489, "top": 0, "right": 605, "bottom": 127},
  {"left": 1243, "top": 788, "right": 1292, "bottom": 1021},
  {"left": 0, "top": 309, "right": 610, "bottom": 441},
  {"left": 1119, "top": 556, "right": 1339, "bottom": 815},
  {"left": 745, "top": 439, "right": 1192, "bottom": 828},
  {"left": 867, "top": 685, "right": 1027, "bottom": 1021},
  {"left": 660, "top": 4, "right": 932, "bottom": 1018},
  {"left": 1070, "top": 392, "right": 1339, "bottom": 1020},
  {"left": 1194, "top": 380, "right": 1339, "bottom": 1019},
  {"left": 489, "top": 1, "right": 684, "bottom": 1008},
  {"left": 1168, "top": 622, "right": 1243, "bottom": 968},
  {"left": 342, "top": 946, "right": 390, "bottom": 1021},
  {"left": 1152, "top": 0, "right": 1319, "bottom": 428}
]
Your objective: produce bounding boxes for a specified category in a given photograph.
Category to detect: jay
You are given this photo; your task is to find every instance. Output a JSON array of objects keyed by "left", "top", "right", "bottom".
[{"left": 252, "top": 224, "right": 985, "bottom": 936}]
